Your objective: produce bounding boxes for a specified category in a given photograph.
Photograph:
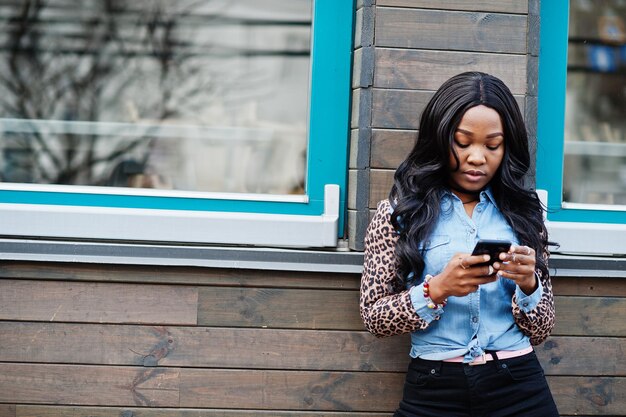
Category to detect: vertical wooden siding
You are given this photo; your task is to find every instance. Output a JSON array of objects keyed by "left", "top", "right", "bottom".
[
  {"left": 0, "top": 261, "right": 624, "bottom": 416},
  {"left": 371, "top": 4, "right": 528, "bottom": 212},
  {"left": 348, "top": 1, "right": 535, "bottom": 247}
]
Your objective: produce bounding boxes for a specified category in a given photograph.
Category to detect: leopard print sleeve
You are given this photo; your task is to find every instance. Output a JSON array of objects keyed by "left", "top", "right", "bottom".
[
  {"left": 359, "top": 200, "right": 430, "bottom": 338},
  {"left": 511, "top": 238, "right": 555, "bottom": 345}
]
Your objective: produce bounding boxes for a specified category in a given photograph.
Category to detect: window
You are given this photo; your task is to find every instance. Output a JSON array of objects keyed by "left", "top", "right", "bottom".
[
  {"left": 0, "top": 0, "right": 353, "bottom": 247},
  {"left": 537, "top": 0, "right": 626, "bottom": 254}
]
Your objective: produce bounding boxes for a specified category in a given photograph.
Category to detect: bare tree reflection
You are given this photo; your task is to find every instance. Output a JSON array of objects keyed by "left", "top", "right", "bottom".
[
  {"left": 0, "top": 0, "right": 215, "bottom": 186},
  {"left": 0, "top": 0, "right": 312, "bottom": 193}
]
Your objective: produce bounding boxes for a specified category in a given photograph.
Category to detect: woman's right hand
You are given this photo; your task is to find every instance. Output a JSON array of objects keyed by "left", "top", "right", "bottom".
[{"left": 428, "top": 253, "right": 498, "bottom": 303}]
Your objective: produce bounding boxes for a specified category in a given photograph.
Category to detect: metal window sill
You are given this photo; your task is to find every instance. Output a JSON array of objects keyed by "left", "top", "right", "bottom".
[
  {"left": 0, "top": 239, "right": 625, "bottom": 278},
  {"left": 0, "top": 238, "right": 363, "bottom": 274}
]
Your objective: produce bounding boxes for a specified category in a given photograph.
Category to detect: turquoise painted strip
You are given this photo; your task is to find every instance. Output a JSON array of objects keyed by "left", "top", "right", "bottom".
[
  {"left": 0, "top": 190, "right": 323, "bottom": 215},
  {"left": 548, "top": 208, "right": 626, "bottom": 223},
  {"left": 307, "top": 0, "right": 354, "bottom": 231},
  {"left": 537, "top": 0, "right": 568, "bottom": 214}
]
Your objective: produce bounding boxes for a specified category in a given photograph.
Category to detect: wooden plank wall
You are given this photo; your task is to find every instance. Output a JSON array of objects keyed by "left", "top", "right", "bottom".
[
  {"left": 348, "top": 0, "right": 539, "bottom": 246},
  {"left": 0, "top": 261, "right": 624, "bottom": 416}
]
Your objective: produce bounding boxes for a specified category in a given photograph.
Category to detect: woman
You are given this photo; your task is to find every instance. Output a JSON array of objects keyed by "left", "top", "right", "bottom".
[{"left": 360, "top": 72, "right": 559, "bottom": 417}]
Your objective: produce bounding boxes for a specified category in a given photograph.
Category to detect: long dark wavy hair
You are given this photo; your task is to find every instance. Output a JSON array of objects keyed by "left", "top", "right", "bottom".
[{"left": 389, "top": 71, "right": 549, "bottom": 285}]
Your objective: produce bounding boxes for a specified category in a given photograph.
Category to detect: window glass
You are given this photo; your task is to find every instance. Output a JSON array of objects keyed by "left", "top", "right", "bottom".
[
  {"left": 0, "top": 0, "right": 311, "bottom": 195},
  {"left": 564, "top": 0, "right": 626, "bottom": 205}
]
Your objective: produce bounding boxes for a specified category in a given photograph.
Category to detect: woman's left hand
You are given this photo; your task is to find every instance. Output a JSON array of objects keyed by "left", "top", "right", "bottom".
[{"left": 492, "top": 245, "right": 537, "bottom": 295}]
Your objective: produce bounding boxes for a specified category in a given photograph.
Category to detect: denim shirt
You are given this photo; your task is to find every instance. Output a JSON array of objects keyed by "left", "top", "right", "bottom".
[{"left": 405, "top": 188, "right": 543, "bottom": 362}]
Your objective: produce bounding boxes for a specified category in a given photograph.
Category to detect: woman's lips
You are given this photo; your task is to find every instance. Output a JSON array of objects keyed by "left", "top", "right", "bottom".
[{"left": 463, "top": 170, "right": 486, "bottom": 182}]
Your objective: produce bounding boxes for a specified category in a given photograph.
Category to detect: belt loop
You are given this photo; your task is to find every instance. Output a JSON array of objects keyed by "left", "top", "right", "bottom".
[{"left": 487, "top": 350, "right": 502, "bottom": 369}]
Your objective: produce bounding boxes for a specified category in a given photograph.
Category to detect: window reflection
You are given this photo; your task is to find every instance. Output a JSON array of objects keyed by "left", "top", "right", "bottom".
[
  {"left": 564, "top": 0, "right": 626, "bottom": 205},
  {"left": 0, "top": 0, "right": 311, "bottom": 195}
]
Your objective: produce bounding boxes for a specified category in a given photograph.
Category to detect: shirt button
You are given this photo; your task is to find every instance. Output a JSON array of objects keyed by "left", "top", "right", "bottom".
[
  {"left": 523, "top": 302, "right": 529, "bottom": 307},
  {"left": 470, "top": 228, "right": 476, "bottom": 234},
  {"left": 472, "top": 317, "right": 478, "bottom": 323}
]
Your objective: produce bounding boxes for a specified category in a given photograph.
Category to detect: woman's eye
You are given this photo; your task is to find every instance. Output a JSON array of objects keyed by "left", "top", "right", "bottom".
[
  {"left": 454, "top": 140, "right": 469, "bottom": 149},
  {"left": 487, "top": 144, "right": 502, "bottom": 151}
]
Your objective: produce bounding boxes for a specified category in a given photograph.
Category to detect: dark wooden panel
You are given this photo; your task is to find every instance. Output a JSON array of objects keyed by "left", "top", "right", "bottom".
[
  {"left": 198, "top": 287, "right": 363, "bottom": 330},
  {"left": 16, "top": 406, "right": 390, "bottom": 417},
  {"left": 0, "top": 322, "right": 171, "bottom": 367},
  {"left": 376, "top": 8, "right": 526, "bottom": 54},
  {"left": 351, "top": 88, "right": 361, "bottom": 129},
  {"left": 536, "top": 337, "right": 626, "bottom": 376},
  {"left": 0, "top": 261, "right": 360, "bottom": 290},
  {"left": 369, "top": 169, "right": 395, "bottom": 208},
  {"left": 6, "top": 373, "right": 626, "bottom": 414},
  {"left": 369, "top": 209, "right": 376, "bottom": 225},
  {"left": 554, "top": 296, "right": 626, "bottom": 337},
  {"left": 6, "top": 321, "right": 624, "bottom": 376},
  {"left": 348, "top": 169, "right": 358, "bottom": 210},
  {"left": 8, "top": 321, "right": 624, "bottom": 377},
  {"left": 11, "top": 406, "right": 625, "bottom": 417},
  {"left": 5, "top": 263, "right": 619, "bottom": 296},
  {"left": 375, "top": 0, "right": 528, "bottom": 14},
  {"left": 0, "top": 322, "right": 410, "bottom": 372},
  {"left": 0, "top": 405, "right": 15, "bottom": 417},
  {"left": 371, "top": 129, "right": 416, "bottom": 169},
  {"left": 550, "top": 377, "right": 626, "bottom": 415},
  {"left": 552, "top": 277, "right": 626, "bottom": 297},
  {"left": 0, "top": 279, "right": 198, "bottom": 325},
  {"left": 353, "top": 8, "right": 364, "bottom": 51},
  {"left": 372, "top": 89, "right": 433, "bottom": 130},
  {"left": 180, "top": 369, "right": 404, "bottom": 411},
  {"left": 195, "top": 371, "right": 626, "bottom": 414},
  {"left": 372, "top": 88, "right": 525, "bottom": 130},
  {"left": 350, "top": 128, "right": 359, "bottom": 169},
  {"left": 374, "top": 48, "right": 526, "bottom": 94},
  {"left": 0, "top": 364, "right": 179, "bottom": 406}
]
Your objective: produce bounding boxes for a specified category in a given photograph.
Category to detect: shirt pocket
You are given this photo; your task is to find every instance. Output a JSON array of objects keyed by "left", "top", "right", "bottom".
[{"left": 421, "top": 234, "right": 451, "bottom": 273}]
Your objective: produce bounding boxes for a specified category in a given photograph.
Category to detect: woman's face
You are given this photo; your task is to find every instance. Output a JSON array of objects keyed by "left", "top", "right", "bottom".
[{"left": 448, "top": 104, "right": 505, "bottom": 195}]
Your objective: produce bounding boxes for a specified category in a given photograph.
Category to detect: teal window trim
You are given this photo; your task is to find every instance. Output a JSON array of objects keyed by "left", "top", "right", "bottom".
[
  {"left": 0, "top": 0, "right": 354, "bottom": 233},
  {"left": 537, "top": 0, "right": 626, "bottom": 224}
]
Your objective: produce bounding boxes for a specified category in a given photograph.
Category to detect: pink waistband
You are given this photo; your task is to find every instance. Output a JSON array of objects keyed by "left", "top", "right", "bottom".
[{"left": 442, "top": 346, "right": 534, "bottom": 365}]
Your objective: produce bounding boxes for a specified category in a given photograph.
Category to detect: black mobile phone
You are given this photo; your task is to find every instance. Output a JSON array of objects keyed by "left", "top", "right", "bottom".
[{"left": 471, "top": 239, "right": 512, "bottom": 266}]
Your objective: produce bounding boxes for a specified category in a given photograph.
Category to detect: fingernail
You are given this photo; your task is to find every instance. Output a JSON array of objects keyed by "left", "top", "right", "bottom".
[{"left": 483, "top": 255, "right": 490, "bottom": 261}]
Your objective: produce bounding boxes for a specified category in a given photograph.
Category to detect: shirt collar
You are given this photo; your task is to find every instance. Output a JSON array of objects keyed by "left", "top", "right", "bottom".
[
  {"left": 481, "top": 187, "right": 497, "bottom": 206},
  {"left": 442, "top": 186, "right": 497, "bottom": 207}
]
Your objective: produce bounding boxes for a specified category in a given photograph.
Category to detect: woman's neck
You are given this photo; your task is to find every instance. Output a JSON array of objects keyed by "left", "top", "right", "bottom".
[{"left": 450, "top": 189, "right": 480, "bottom": 217}]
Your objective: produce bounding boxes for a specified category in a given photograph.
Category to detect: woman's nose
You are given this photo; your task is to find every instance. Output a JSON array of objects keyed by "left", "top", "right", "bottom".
[{"left": 466, "top": 147, "right": 486, "bottom": 164}]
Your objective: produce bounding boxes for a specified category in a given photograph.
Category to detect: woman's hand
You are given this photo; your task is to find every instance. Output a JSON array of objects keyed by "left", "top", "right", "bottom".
[
  {"left": 428, "top": 253, "right": 499, "bottom": 303},
  {"left": 493, "top": 245, "right": 537, "bottom": 295}
]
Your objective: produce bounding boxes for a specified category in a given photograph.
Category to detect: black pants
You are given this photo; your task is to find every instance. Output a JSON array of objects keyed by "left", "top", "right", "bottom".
[{"left": 394, "top": 351, "right": 559, "bottom": 417}]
